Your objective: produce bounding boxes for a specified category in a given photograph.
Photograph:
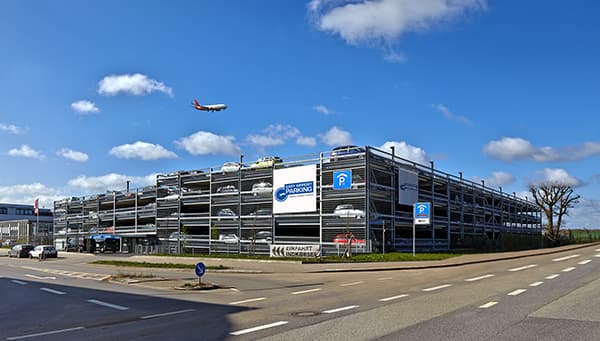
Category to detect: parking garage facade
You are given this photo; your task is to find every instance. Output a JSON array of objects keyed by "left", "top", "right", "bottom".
[{"left": 53, "top": 146, "right": 542, "bottom": 256}]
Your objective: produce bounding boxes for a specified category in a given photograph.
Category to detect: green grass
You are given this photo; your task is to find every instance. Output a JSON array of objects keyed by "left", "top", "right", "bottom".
[
  {"left": 91, "top": 260, "right": 230, "bottom": 270},
  {"left": 303, "top": 252, "right": 460, "bottom": 263}
]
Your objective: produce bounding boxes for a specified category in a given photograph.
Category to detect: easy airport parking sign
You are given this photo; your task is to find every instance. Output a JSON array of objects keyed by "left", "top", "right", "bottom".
[{"left": 414, "top": 202, "right": 431, "bottom": 225}]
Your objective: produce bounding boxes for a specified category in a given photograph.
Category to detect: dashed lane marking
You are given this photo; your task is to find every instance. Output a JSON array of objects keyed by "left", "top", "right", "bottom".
[
  {"left": 529, "top": 281, "right": 543, "bottom": 287},
  {"left": 546, "top": 274, "right": 560, "bottom": 280},
  {"left": 423, "top": 284, "right": 452, "bottom": 292},
  {"left": 230, "top": 321, "right": 288, "bottom": 336},
  {"left": 24, "top": 274, "right": 56, "bottom": 280},
  {"left": 322, "top": 305, "right": 359, "bottom": 314},
  {"left": 508, "top": 289, "right": 527, "bottom": 296},
  {"left": 479, "top": 301, "right": 498, "bottom": 309},
  {"left": 291, "top": 288, "right": 322, "bottom": 295},
  {"left": 552, "top": 255, "right": 580, "bottom": 262},
  {"left": 465, "top": 274, "right": 495, "bottom": 282},
  {"left": 340, "top": 281, "right": 364, "bottom": 287},
  {"left": 87, "top": 299, "right": 129, "bottom": 311},
  {"left": 377, "top": 277, "right": 393, "bottom": 281},
  {"left": 562, "top": 267, "right": 576, "bottom": 272},
  {"left": 6, "top": 327, "right": 85, "bottom": 340},
  {"left": 578, "top": 260, "right": 592, "bottom": 265},
  {"left": 379, "top": 294, "right": 408, "bottom": 302},
  {"left": 229, "top": 297, "right": 266, "bottom": 305},
  {"left": 40, "top": 287, "right": 66, "bottom": 295},
  {"left": 21, "top": 266, "right": 109, "bottom": 281},
  {"left": 508, "top": 264, "right": 537, "bottom": 272},
  {"left": 11, "top": 280, "right": 27, "bottom": 285},
  {"left": 141, "top": 309, "right": 196, "bottom": 320}
]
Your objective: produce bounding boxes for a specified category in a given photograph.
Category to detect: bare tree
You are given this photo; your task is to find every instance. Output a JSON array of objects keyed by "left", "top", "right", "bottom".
[{"left": 529, "top": 182, "right": 580, "bottom": 244}]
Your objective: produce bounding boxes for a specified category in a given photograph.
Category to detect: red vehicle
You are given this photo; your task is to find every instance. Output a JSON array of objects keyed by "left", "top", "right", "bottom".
[{"left": 332, "top": 233, "right": 366, "bottom": 245}]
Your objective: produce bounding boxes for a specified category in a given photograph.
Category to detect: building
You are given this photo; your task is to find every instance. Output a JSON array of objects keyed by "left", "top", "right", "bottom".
[
  {"left": 0, "top": 203, "right": 53, "bottom": 245},
  {"left": 53, "top": 146, "right": 542, "bottom": 255}
]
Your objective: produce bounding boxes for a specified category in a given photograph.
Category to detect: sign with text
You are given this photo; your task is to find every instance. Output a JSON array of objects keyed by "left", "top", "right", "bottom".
[
  {"left": 273, "top": 164, "right": 317, "bottom": 214},
  {"left": 270, "top": 244, "right": 321, "bottom": 258},
  {"left": 399, "top": 168, "right": 419, "bottom": 205},
  {"left": 414, "top": 202, "right": 431, "bottom": 225}
]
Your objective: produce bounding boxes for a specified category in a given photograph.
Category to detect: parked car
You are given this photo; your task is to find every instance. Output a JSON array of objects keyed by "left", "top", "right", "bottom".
[
  {"left": 330, "top": 145, "right": 365, "bottom": 161},
  {"left": 216, "top": 208, "right": 237, "bottom": 220},
  {"left": 333, "top": 204, "right": 365, "bottom": 219},
  {"left": 250, "top": 208, "right": 272, "bottom": 216},
  {"left": 8, "top": 244, "right": 34, "bottom": 258},
  {"left": 216, "top": 185, "right": 237, "bottom": 194},
  {"left": 249, "top": 156, "right": 283, "bottom": 169},
  {"left": 169, "top": 232, "right": 191, "bottom": 241},
  {"left": 249, "top": 230, "right": 272, "bottom": 243},
  {"left": 251, "top": 182, "right": 272, "bottom": 194},
  {"left": 29, "top": 245, "right": 58, "bottom": 259},
  {"left": 2, "top": 239, "right": 12, "bottom": 247},
  {"left": 221, "top": 161, "right": 242, "bottom": 173},
  {"left": 218, "top": 233, "right": 239, "bottom": 243},
  {"left": 332, "top": 233, "right": 366, "bottom": 245}
]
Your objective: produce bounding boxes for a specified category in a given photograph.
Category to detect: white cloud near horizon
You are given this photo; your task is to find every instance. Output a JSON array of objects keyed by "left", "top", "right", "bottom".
[
  {"left": 297, "top": 136, "right": 317, "bottom": 147},
  {"left": 176, "top": 131, "right": 241, "bottom": 156},
  {"left": 8, "top": 145, "right": 44, "bottom": 160},
  {"left": 109, "top": 141, "right": 177, "bottom": 161},
  {"left": 380, "top": 140, "right": 429, "bottom": 164},
  {"left": 533, "top": 168, "right": 582, "bottom": 187},
  {"left": 98, "top": 73, "right": 173, "bottom": 97},
  {"left": 321, "top": 126, "right": 352, "bottom": 146},
  {"left": 71, "top": 100, "right": 100, "bottom": 114},
  {"left": 432, "top": 104, "right": 472, "bottom": 126},
  {"left": 471, "top": 171, "right": 516, "bottom": 188},
  {"left": 0, "top": 183, "right": 62, "bottom": 209},
  {"left": 483, "top": 137, "right": 600, "bottom": 162},
  {"left": 0, "top": 123, "right": 25, "bottom": 135},
  {"left": 57, "top": 148, "right": 89, "bottom": 162},
  {"left": 68, "top": 173, "right": 158, "bottom": 193}
]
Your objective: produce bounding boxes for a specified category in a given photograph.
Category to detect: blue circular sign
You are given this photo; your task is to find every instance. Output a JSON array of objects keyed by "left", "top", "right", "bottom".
[
  {"left": 195, "top": 262, "right": 206, "bottom": 277},
  {"left": 275, "top": 187, "right": 288, "bottom": 202}
]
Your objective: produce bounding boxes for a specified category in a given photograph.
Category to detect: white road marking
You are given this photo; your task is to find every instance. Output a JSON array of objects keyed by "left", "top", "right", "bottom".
[
  {"left": 11, "top": 280, "right": 27, "bottom": 285},
  {"left": 377, "top": 277, "right": 393, "bottom": 281},
  {"left": 529, "top": 281, "right": 543, "bottom": 287},
  {"left": 479, "top": 301, "right": 498, "bottom": 309},
  {"left": 6, "top": 327, "right": 85, "bottom": 340},
  {"left": 508, "top": 264, "right": 537, "bottom": 272},
  {"left": 291, "top": 288, "right": 322, "bottom": 295},
  {"left": 141, "top": 309, "right": 196, "bottom": 319},
  {"left": 229, "top": 288, "right": 240, "bottom": 292},
  {"left": 229, "top": 297, "right": 266, "bottom": 305},
  {"left": 40, "top": 287, "right": 66, "bottom": 295},
  {"left": 465, "top": 274, "right": 495, "bottom": 282},
  {"left": 578, "top": 260, "right": 592, "bottom": 265},
  {"left": 562, "top": 267, "right": 576, "bottom": 272},
  {"left": 230, "top": 321, "right": 288, "bottom": 336},
  {"left": 24, "top": 274, "right": 56, "bottom": 280},
  {"left": 422, "top": 284, "right": 452, "bottom": 292},
  {"left": 508, "top": 289, "right": 527, "bottom": 296},
  {"left": 594, "top": 254, "right": 600, "bottom": 258},
  {"left": 323, "top": 305, "right": 360, "bottom": 314},
  {"left": 379, "top": 294, "right": 409, "bottom": 302},
  {"left": 340, "top": 281, "right": 364, "bottom": 287},
  {"left": 595, "top": 249, "right": 600, "bottom": 252},
  {"left": 552, "top": 254, "right": 580, "bottom": 262},
  {"left": 87, "top": 299, "right": 129, "bottom": 311},
  {"left": 546, "top": 274, "right": 560, "bottom": 280}
]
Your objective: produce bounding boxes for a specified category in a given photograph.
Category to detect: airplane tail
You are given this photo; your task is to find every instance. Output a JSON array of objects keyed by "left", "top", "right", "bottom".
[{"left": 193, "top": 99, "right": 200, "bottom": 106}]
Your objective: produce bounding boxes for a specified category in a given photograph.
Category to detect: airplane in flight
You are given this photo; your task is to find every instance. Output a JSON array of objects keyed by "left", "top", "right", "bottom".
[{"left": 192, "top": 99, "right": 227, "bottom": 112}]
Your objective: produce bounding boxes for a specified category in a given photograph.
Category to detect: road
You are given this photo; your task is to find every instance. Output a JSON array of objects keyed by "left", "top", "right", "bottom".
[{"left": 1, "top": 244, "right": 599, "bottom": 340}]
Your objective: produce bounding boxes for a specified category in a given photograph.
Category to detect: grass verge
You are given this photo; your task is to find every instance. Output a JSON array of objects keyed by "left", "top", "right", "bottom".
[{"left": 91, "top": 260, "right": 230, "bottom": 270}]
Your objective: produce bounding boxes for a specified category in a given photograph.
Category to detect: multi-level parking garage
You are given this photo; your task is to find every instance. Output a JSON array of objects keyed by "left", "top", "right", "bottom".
[{"left": 53, "top": 146, "right": 542, "bottom": 255}]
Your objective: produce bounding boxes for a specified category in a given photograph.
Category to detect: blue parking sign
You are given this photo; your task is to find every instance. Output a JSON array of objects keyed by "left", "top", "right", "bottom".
[
  {"left": 333, "top": 170, "right": 352, "bottom": 189},
  {"left": 414, "top": 202, "right": 431, "bottom": 225}
]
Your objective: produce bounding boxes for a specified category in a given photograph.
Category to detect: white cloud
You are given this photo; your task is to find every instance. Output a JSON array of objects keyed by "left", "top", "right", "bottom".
[
  {"left": 98, "top": 73, "right": 173, "bottom": 97},
  {"left": 57, "top": 148, "right": 89, "bottom": 162},
  {"left": 563, "top": 198, "right": 600, "bottom": 228},
  {"left": 8, "top": 145, "right": 44, "bottom": 160},
  {"left": 383, "top": 51, "right": 407, "bottom": 63},
  {"left": 432, "top": 104, "right": 472, "bottom": 126},
  {"left": 176, "top": 131, "right": 241, "bottom": 156},
  {"left": 320, "top": 126, "right": 352, "bottom": 146},
  {"left": 297, "top": 136, "right": 317, "bottom": 147},
  {"left": 483, "top": 137, "right": 600, "bottom": 162},
  {"left": 109, "top": 141, "right": 177, "bottom": 161},
  {"left": 0, "top": 183, "right": 62, "bottom": 209},
  {"left": 246, "top": 135, "right": 285, "bottom": 148},
  {"left": 534, "top": 168, "right": 581, "bottom": 187},
  {"left": 68, "top": 173, "right": 158, "bottom": 193},
  {"left": 71, "top": 100, "right": 100, "bottom": 114},
  {"left": 0, "top": 123, "right": 25, "bottom": 134},
  {"left": 310, "top": 0, "right": 486, "bottom": 49},
  {"left": 314, "top": 104, "right": 338, "bottom": 115},
  {"left": 471, "top": 171, "right": 515, "bottom": 188},
  {"left": 380, "top": 140, "right": 429, "bottom": 164}
]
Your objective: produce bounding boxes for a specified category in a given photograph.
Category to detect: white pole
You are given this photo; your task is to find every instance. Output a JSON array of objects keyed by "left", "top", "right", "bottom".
[{"left": 412, "top": 220, "right": 416, "bottom": 257}]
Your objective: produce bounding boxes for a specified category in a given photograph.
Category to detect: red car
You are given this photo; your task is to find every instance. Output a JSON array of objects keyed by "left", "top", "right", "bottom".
[{"left": 332, "top": 233, "right": 366, "bottom": 245}]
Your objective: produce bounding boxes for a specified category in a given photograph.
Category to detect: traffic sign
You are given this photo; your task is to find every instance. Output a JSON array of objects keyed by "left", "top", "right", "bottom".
[
  {"left": 195, "top": 262, "right": 206, "bottom": 278},
  {"left": 414, "top": 202, "right": 431, "bottom": 225},
  {"left": 333, "top": 170, "right": 352, "bottom": 190}
]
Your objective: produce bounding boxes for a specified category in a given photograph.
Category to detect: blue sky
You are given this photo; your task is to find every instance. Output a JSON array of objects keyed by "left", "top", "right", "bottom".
[{"left": 1, "top": 1, "right": 599, "bottom": 227}]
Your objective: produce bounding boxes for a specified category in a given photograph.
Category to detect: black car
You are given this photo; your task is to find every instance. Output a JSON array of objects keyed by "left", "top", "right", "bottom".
[{"left": 7, "top": 244, "right": 34, "bottom": 258}]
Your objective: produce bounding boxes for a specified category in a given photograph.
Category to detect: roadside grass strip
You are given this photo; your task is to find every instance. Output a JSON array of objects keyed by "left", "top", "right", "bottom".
[
  {"left": 6, "top": 327, "right": 85, "bottom": 340},
  {"left": 423, "top": 284, "right": 452, "bottom": 292},
  {"left": 479, "top": 301, "right": 498, "bottom": 309},
  {"left": 508, "top": 289, "right": 527, "bottom": 296},
  {"left": 552, "top": 254, "right": 580, "bottom": 262},
  {"left": 562, "top": 267, "right": 576, "bottom": 272},
  {"left": 229, "top": 297, "right": 266, "bottom": 305},
  {"left": 322, "top": 305, "right": 359, "bottom": 314},
  {"left": 40, "top": 287, "right": 66, "bottom": 295},
  {"left": 578, "top": 260, "right": 592, "bottom": 265},
  {"left": 545, "top": 274, "right": 560, "bottom": 280},
  {"left": 465, "top": 274, "right": 495, "bottom": 282},
  {"left": 379, "top": 294, "right": 409, "bottom": 302},
  {"left": 87, "top": 299, "right": 129, "bottom": 311},
  {"left": 508, "top": 264, "right": 537, "bottom": 272},
  {"left": 529, "top": 282, "right": 543, "bottom": 287},
  {"left": 230, "top": 321, "right": 288, "bottom": 336},
  {"left": 291, "top": 288, "right": 322, "bottom": 295}
]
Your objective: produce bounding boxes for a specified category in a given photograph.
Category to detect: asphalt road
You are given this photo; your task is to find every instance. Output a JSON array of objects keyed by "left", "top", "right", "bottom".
[{"left": 1, "top": 244, "right": 599, "bottom": 340}]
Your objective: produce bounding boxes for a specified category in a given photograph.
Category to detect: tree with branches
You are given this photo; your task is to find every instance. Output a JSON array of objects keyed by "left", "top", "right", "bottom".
[{"left": 529, "top": 182, "right": 580, "bottom": 245}]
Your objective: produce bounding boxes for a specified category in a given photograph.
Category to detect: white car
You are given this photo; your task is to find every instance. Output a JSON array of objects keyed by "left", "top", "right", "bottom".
[
  {"left": 29, "top": 245, "right": 58, "bottom": 259},
  {"left": 221, "top": 162, "right": 241, "bottom": 173},
  {"left": 218, "top": 233, "right": 239, "bottom": 244},
  {"left": 333, "top": 204, "right": 365, "bottom": 219},
  {"left": 252, "top": 182, "right": 272, "bottom": 194}
]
